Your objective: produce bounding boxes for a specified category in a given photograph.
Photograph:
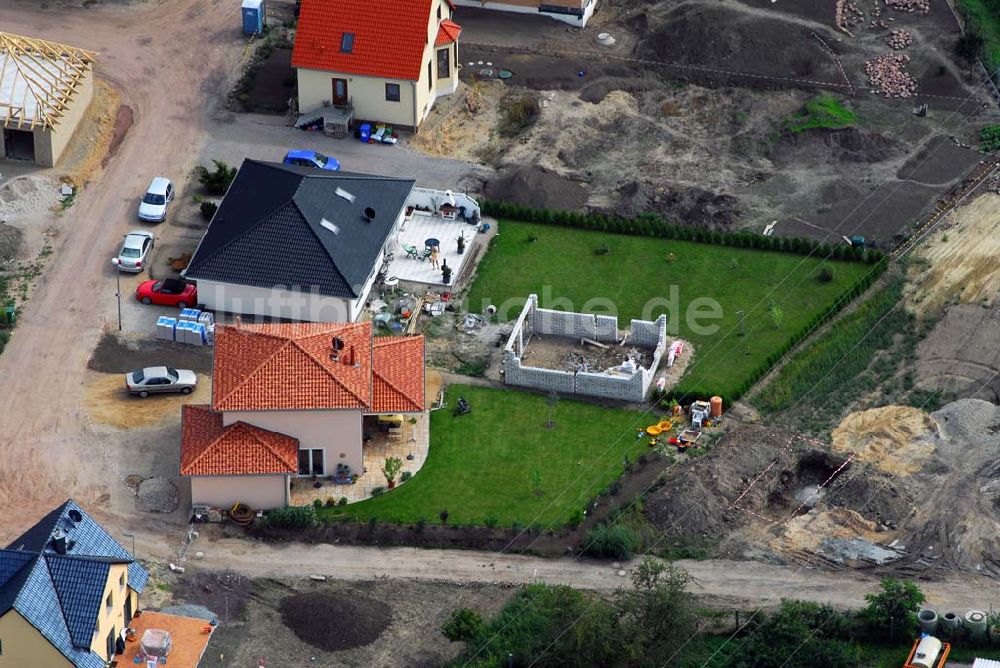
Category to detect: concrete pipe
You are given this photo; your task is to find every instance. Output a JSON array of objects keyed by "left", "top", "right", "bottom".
[
  {"left": 941, "top": 612, "right": 960, "bottom": 636},
  {"left": 595, "top": 32, "right": 616, "bottom": 46},
  {"left": 918, "top": 609, "right": 939, "bottom": 635},
  {"left": 965, "top": 610, "right": 988, "bottom": 639}
]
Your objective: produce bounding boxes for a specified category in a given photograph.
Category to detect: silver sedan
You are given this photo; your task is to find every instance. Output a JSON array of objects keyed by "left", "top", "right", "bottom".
[
  {"left": 113, "top": 231, "right": 155, "bottom": 273},
  {"left": 125, "top": 366, "right": 197, "bottom": 397}
]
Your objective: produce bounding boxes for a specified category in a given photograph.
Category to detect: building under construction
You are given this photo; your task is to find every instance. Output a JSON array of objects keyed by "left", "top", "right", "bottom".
[{"left": 0, "top": 32, "right": 95, "bottom": 166}]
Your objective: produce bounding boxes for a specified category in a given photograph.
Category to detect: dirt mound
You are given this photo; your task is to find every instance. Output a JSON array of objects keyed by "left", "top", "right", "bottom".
[
  {"left": 832, "top": 406, "right": 938, "bottom": 475},
  {"left": 0, "top": 222, "right": 22, "bottom": 264},
  {"left": 642, "top": 4, "right": 843, "bottom": 86},
  {"left": 483, "top": 165, "right": 588, "bottom": 211},
  {"left": 280, "top": 592, "right": 391, "bottom": 651},
  {"left": 617, "top": 182, "right": 743, "bottom": 227}
]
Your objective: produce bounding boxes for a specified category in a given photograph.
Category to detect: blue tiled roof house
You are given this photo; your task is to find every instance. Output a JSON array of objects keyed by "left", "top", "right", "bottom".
[{"left": 0, "top": 500, "right": 148, "bottom": 667}]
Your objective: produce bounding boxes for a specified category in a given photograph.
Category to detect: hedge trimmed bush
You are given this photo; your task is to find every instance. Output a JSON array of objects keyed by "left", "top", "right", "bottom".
[
  {"left": 263, "top": 505, "right": 317, "bottom": 529},
  {"left": 479, "top": 199, "right": 887, "bottom": 264}
]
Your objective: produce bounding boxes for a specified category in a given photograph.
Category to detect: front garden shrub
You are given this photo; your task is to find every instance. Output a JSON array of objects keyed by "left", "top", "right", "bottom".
[
  {"left": 324, "top": 497, "right": 336, "bottom": 508},
  {"left": 371, "top": 486, "right": 386, "bottom": 497},
  {"left": 442, "top": 608, "right": 484, "bottom": 642},
  {"left": 312, "top": 498, "right": 323, "bottom": 509},
  {"left": 338, "top": 496, "right": 348, "bottom": 506},
  {"left": 263, "top": 505, "right": 316, "bottom": 529},
  {"left": 199, "top": 201, "right": 218, "bottom": 221},
  {"left": 193, "top": 159, "right": 237, "bottom": 196},
  {"left": 400, "top": 471, "right": 413, "bottom": 483},
  {"left": 440, "top": 509, "right": 450, "bottom": 525},
  {"left": 583, "top": 523, "right": 641, "bottom": 559},
  {"left": 483, "top": 515, "right": 499, "bottom": 528}
]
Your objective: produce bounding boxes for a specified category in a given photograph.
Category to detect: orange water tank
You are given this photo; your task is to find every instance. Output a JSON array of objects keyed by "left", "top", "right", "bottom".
[{"left": 710, "top": 396, "right": 723, "bottom": 418}]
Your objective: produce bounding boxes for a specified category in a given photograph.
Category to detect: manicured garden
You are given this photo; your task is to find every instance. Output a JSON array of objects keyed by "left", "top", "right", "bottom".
[
  {"left": 465, "top": 220, "right": 875, "bottom": 402},
  {"left": 319, "top": 385, "right": 648, "bottom": 526}
]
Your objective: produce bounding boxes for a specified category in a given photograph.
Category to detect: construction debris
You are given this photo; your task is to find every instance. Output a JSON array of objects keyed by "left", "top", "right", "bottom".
[{"left": 865, "top": 53, "right": 918, "bottom": 98}]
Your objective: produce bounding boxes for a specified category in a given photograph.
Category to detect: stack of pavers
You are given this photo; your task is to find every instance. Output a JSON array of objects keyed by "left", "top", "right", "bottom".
[{"left": 155, "top": 309, "right": 215, "bottom": 345}]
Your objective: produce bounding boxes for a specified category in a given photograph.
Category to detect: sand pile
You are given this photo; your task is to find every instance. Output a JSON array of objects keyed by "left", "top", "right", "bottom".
[
  {"left": 773, "top": 507, "right": 887, "bottom": 553},
  {"left": 832, "top": 405, "right": 938, "bottom": 474}
]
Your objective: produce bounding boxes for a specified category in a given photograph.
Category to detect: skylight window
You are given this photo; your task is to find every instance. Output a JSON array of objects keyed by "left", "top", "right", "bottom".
[
  {"left": 321, "top": 219, "right": 340, "bottom": 235},
  {"left": 340, "top": 32, "right": 354, "bottom": 53},
  {"left": 335, "top": 187, "right": 356, "bottom": 203}
]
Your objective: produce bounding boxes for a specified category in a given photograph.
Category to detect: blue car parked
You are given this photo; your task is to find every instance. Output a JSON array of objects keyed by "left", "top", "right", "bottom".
[{"left": 282, "top": 150, "right": 341, "bottom": 171}]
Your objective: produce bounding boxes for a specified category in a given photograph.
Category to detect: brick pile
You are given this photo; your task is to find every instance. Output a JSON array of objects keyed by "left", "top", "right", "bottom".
[
  {"left": 884, "top": 0, "right": 930, "bottom": 13},
  {"left": 885, "top": 29, "right": 913, "bottom": 49},
  {"left": 865, "top": 53, "right": 918, "bottom": 97}
]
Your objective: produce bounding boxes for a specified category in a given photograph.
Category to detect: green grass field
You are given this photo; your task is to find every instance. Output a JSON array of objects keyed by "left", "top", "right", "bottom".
[
  {"left": 785, "top": 93, "right": 857, "bottom": 133},
  {"left": 958, "top": 0, "right": 1000, "bottom": 70},
  {"left": 465, "top": 221, "right": 873, "bottom": 401},
  {"left": 319, "top": 385, "right": 649, "bottom": 526}
]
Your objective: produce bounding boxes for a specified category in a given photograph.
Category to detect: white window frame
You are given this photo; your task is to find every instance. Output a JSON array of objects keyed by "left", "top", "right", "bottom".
[{"left": 297, "top": 448, "right": 326, "bottom": 476}]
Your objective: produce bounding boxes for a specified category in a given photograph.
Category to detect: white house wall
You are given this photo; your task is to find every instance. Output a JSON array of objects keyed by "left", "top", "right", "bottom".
[
  {"left": 452, "top": 0, "right": 596, "bottom": 26},
  {"left": 223, "top": 409, "right": 364, "bottom": 476},
  {"left": 194, "top": 278, "right": 352, "bottom": 322},
  {"left": 190, "top": 475, "right": 288, "bottom": 509}
]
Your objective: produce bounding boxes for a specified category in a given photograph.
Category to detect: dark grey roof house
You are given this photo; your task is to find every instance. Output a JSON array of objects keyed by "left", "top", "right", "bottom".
[{"left": 184, "top": 160, "right": 415, "bottom": 322}]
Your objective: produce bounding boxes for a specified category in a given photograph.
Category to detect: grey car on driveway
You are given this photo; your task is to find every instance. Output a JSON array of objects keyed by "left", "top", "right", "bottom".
[
  {"left": 125, "top": 366, "right": 197, "bottom": 397},
  {"left": 113, "top": 231, "right": 155, "bottom": 273}
]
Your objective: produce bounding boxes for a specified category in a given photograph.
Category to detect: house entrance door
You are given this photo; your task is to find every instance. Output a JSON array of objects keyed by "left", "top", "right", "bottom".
[{"left": 331, "top": 79, "right": 348, "bottom": 106}]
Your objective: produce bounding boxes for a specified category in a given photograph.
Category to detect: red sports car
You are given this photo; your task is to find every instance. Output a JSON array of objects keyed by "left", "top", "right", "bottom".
[{"left": 136, "top": 278, "right": 198, "bottom": 308}]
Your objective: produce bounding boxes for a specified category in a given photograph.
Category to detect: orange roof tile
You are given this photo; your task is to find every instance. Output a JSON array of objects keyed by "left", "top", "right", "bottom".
[
  {"left": 372, "top": 336, "right": 425, "bottom": 412},
  {"left": 212, "top": 322, "right": 424, "bottom": 413},
  {"left": 435, "top": 19, "right": 462, "bottom": 47},
  {"left": 292, "top": 0, "right": 445, "bottom": 81},
  {"left": 180, "top": 405, "right": 298, "bottom": 476}
]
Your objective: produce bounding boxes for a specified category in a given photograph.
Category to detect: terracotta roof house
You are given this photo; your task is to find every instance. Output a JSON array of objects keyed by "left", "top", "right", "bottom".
[
  {"left": 452, "top": 0, "right": 597, "bottom": 27},
  {"left": 1, "top": 500, "right": 148, "bottom": 667},
  {"left": 291, "top": 0, "right": 461, "bottom": 131},
  {"left": 180, "top": 321, "right": 425, "bottom": 510},
  {"left": 183, "top": 159, "right": 415, "bottom": 322}
]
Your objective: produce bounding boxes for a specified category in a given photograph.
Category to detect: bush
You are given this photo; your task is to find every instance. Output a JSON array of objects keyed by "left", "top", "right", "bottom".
[
  {"left": 312, "top": 498, "right": 323, "bottom": 509},
  {"left": 324, "top": 497, "right": 336, "bottom": 508},
  {"left": 193, "top": 159, "right": 237, "bottom": 196},
  {"left": 370, "top": 486, "right": 386, "bottom": 497},
  {"left": 442, "top": 608, "right": 484, "bottom": 642},
  {"left": 498, "top": 93, "right": 541, "bottom": 137},
  {"left": 440, "top": 509, "right": 450, "bottom": 525},
  {"left": 263, "top": 505, "right": 317, "bottom": 529},
  {"left": 415, "top": 517, "right": 427, "bottom": 532},
  {"left": 483, "top": 515, "right": 499, "bottom": 528},
  {"left": 400, "top": 471, "right": 413, "bottom": 483},
  {"left": 568, "top": 508, "right": 585, "bottom": 529},
  {"left": 595, "top": 244, "right": 611, "bottom": 256},
  {"left": 982, "top": 124, "right": 1000, "bottom": 152},
  {"left": 816, "top": 266, "right": 834, "bottom": 283},
  {"left": 199, "top": 201, "right": 218, "bottom": 221},
  {"left": 583, "top": 523, "right": 641, "bottom": 559},
  {"left": 338, "top": 496, "right": 348, "bottom": 506}
]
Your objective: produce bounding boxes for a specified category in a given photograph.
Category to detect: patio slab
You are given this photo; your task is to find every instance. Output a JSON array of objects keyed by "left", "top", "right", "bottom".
[
  {"left": 121, "top": 611, "right": 215, "bottom": 668},
  {"left": 386, "top": 214, "right": 486, "bottom": 288},
  {"left": 290, "top": 411, "right": 430, "bottom": 505}
]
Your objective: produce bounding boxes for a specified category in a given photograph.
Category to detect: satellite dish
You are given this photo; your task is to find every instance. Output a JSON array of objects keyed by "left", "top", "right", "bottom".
[
  {"left": 363, "top": 206, "right": 376, "bottom": 221},
  {"left": 331, "top": 336, "right": 345, "bottom": 351},
  {"left": 485, "top": 305, "right": 497, "bottom": 316},
  {"left": 67, "top": 509, "right": 83, "bottom": 523}
]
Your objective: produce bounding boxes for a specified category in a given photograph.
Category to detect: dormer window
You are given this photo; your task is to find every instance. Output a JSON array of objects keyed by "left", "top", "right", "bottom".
[
  {"left": 105, "top": 591, "right": 113, "bottom": 614},
  {"left": 120, "top": 572, "right": 126, "bottom": 588},
  {"left": 340, "top": 32, "right": 354, "bottom": 53},
  {"left": 437, "top": 5, "right": 441, "bottom": 19}
]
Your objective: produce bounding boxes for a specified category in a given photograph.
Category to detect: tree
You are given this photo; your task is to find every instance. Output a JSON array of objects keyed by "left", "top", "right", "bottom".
[
  {"left": 956, "top": 33, "right": 984, "bottom": 78},
  {"left": 726, "top": 600, "right": 861, "bottom": 668},
  {"left": 441, "top": 608, "right": 484, "bottom": 641},
  {"left": 862, "top": 577, "right": 925, "bottom": 642},
  {"left": 382, "top": 456, "right": 403, "bottom": 488},
  {"left": 193, "top": 159, "right": 237, "bottom": 195},
  {"left": 614, "top": 558, "right": 698, "bottom": 665}
]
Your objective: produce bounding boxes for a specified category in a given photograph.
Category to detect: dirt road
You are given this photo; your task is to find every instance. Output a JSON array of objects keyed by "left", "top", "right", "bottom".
[
  {"left": 182, "top": 536, "right": 1000, "bottom": 611},
  {"left": 0, "top": 0, "right": 242, "bottom": 526}
]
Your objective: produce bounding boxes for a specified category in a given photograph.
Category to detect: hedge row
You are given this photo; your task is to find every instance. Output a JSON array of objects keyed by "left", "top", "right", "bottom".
[
  {"left": 659, "top": 258, "right": 891, "bottom": 407},
  {"left": 480, "top": 199, "right": 886, "bottom": 264}
]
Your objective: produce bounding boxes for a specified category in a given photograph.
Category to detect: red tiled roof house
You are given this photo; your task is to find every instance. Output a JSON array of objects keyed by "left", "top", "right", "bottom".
[
  {"left": 181, "top": 321, "right": 425, "bottom": 509},
  {"left": 292, "top": 0, "right": 461, "bottom": 131}
]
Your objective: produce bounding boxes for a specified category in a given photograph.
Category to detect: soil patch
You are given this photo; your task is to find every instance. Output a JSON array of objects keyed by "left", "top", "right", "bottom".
[
  {"left": 896, "top": 135, "right": 982, "bottom": 185},
  {"left": 84, "top": 370, "right": 211, "bottom": 428},
  {"left": 242, "top": 47, "right": 294, "bottom": 114},
  {"left": 135, "top": 476, "right": 179, "bottom": 513},
  {"left": 172, "top": 571, "right": 253, "bottom": 624},
  {"left": 618, "top": 182, "right": 744, "bottom": 227},
  {"left": 519, "top": 334, "right": 657, "bottom": 373},
  {"left": 280, "top": 591, "right": 391, "bottom": 651},
  {"left": 909, "top": 192, "right": 1000, "bottom": 312},
  {"left": 483, "top": 165, "right": 587, "bottom": 210},
  {"left": 769, "top": 128, "right": 902, "bottom": 167},
  {"left": 831, "top": 405, "right": 939, "bottom": 475},
  {"left": 642, "top": 4, "right": 845, "bottom": 88},
  {"left": 0, "top": 223, "right": 23, "bottom": 264},
  {"left": 916, "top": 304, "right": 1000, "bottom": 403},
  {"left": 732, "top": 0, "right": 834, "bottom": 23},
  {"left": 102, "top": 104, "right": 134, "bottom": 168},
  {"left": 88, "top": 330, "right": 213, "bottom": 374}
]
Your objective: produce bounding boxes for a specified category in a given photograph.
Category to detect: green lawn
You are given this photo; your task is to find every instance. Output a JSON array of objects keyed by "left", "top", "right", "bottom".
[
  {"left": 465, "top": 221, "right": 873, "bottom": 401},
  {"left": 959, "top": 0, "right": 1000, "bottom": 70},
  {"left": 785, "top": 93, "right": 857, "bottom": 133},
  {"left": 319, "top": 385, "right": 649, "bottom": 526}
]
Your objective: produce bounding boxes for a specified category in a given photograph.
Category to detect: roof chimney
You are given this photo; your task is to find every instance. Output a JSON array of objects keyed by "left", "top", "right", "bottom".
[
  {"left": 363, "top": 206, "right": 376, "bottom": 223},
  {"left": 50, "top": 529, "right": 68, "bottom": 555},
  {"left": 348, "top": 345, "right": 356, "bottom": 367},
  {"left": 330, "top": 336, "right": 345, "bottom": 361}
]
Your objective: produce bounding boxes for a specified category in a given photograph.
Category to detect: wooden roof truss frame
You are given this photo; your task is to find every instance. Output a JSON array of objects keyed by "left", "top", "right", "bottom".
[{"left": 0, "top": 32, "right": 96, "bottom": 131}]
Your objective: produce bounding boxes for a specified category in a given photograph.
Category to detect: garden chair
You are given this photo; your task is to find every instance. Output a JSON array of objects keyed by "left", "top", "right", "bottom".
[{"left": 401, "top": 243, "right": 420, "bottom": 260}]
